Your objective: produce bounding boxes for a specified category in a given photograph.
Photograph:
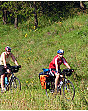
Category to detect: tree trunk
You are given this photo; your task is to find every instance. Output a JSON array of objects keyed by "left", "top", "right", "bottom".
[
  {"left": 33, "top": 1, "right": 38, "bottom": 29},
  {"left": 2, "top": 9, "right": 7, "bottom": 24},
  {"left": 14, "top": 2, "right": 18, "bottom": 28},
  {"left": 80, "top": 1, "right": 84, "bottom": 9},
  {"left": 14, "top": 15, "right": 18, "bottom": 28}
]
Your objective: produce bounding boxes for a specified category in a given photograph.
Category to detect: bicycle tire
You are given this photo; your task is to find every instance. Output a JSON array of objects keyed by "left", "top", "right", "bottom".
[
  {"left": 57, "top": 86, "right": 62, "bottom": 95},
  {"left": 5, "top": 83, "right": 9, "bottom": 91},
  {"left": 46, "top": 81, "right": 55, "bottom": 98},
  {"left": 9, "top": 76, "right": 21, "bottom": 91},
  {"left": 63, "top": 80, "right": 75, "bottom": 101}
]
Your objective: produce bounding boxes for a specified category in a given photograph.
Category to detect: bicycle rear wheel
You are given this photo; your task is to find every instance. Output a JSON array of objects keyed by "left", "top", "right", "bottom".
[
  {"left": 63, "top": 80, "right": 75, "bottom": 101},
  {"left": 46, "top": 81, "right": 55, "bottom": 98},
  {"left": 9, "top": 76, "right": 21, "bottom": 92},
  {"left": 57, "top": 86, "right": 62, "bottom": 95},
  {"left": 5, "top": 83, "right": 9, "bottom": 91}
]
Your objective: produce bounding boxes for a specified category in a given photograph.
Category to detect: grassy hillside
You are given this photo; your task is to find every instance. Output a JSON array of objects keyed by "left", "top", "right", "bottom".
[{"left": 0, "top": 13, "right": 88, "bottom": 110}]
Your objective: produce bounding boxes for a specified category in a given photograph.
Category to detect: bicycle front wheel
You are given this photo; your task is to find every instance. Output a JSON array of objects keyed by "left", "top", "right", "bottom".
[
  {"left": 63, "top": 80, "right": 75, "bottom": 101},
  {"left": 9, "top": 76, "right": 21, "bottom": 92}
]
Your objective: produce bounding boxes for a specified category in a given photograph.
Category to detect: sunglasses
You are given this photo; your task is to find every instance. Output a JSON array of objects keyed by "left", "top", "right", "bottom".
[
  {"left": 7, "top": 51, "right": 11, "bottom": 52},
  {"left": 59, "top": 53, "right": 64, "bottom": 55}
]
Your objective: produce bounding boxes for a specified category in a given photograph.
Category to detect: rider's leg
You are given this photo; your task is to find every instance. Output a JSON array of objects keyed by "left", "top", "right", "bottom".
[
  {"left": 1, "top": 74, "right": 5, "bottom": 89},
  {"left": 6, "top": 69, "right": 11, "bottom": 80},
  {"left": 55, "top": 73, "right": 60, "bottom": 89},
  {"left": 7, "top": 73, "right": 11, "bottom": 78}
]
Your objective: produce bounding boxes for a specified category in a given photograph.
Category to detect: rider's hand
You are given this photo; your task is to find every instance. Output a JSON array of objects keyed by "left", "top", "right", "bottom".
[
  {"left": 60, "top": 75, "right": 63, "bottom": 77},
  {"left": 6, "top": 69, "right": 11, "bottom": 73},
  {"left": 4, "top": 66, "right": 7, "bottom": 69}
]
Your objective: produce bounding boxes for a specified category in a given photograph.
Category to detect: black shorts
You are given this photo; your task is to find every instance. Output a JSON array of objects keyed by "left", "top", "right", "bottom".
[
  {"left": 0, "top": 64, "right": 11, "bottom": 76},
  {"left": 51, "top": 69, "right": 56, "bottom": 74},
  {"left": 51, "top": 69, "right": 61, "bottom": 75}
]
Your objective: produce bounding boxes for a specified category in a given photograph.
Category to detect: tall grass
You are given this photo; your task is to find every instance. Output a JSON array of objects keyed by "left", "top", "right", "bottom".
[{"left": 0, "top": 13, "right": 88, "bottom": 110}]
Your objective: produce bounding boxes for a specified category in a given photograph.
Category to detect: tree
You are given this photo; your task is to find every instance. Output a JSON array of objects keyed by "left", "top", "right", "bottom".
[
  {"left": 80, "top": 1, "right": 85, "bottom": 9},
  {"left": 0, "top": 1, "right": 87, "bottom": 29},
  {"left": 33, "top": 1, "right": 38, "bottom": 29},
  {"left": 0, "top": 1, "right": 8, "bottom": 24}
]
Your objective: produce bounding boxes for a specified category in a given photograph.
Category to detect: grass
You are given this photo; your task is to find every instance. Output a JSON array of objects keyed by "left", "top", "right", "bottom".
[{"left": 0, "top": 13, "right": 88, "bottom": 110}]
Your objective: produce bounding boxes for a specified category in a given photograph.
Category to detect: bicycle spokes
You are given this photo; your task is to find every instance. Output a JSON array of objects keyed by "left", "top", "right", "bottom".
[
  {"left": 10, "top": 77, "right": 21, "bottom": 92},
  {"left": 63, "top": 80, "right": 75, "bottom": 101}
]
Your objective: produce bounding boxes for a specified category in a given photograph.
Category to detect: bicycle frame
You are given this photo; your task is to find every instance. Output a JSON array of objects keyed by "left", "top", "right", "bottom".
[
  {"left": 4, "top": 65, "right": 21, "bottom": 91},
  {"left": 57, "top": 69, "right": 74, "bottom": 89}
]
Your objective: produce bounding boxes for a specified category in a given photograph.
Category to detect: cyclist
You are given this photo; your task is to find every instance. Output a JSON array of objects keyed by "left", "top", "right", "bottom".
[
  {"left": 0, "top": 46, "right": 19, "bottom": 92},
  {"left": 49, "top": 49, "right": 71, "bottom": 92}
]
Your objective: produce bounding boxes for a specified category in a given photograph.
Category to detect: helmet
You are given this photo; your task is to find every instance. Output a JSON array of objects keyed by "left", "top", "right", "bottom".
[
  {"left": 57, "top": 49, "right": 64, "bottom": 54},
  {"left": 5, "top": 46, "right": 11, "bottom": 52}
]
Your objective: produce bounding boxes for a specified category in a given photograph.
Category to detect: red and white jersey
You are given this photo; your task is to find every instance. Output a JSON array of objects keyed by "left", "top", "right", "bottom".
[{"left": 49, "top": 55, "right": 67, "bottom": 69}]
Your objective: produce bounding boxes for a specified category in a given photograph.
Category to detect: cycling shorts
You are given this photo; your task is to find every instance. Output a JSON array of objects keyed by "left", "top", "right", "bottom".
[{"left": 0, "top": 64, "right": 11, "bottom": 76}]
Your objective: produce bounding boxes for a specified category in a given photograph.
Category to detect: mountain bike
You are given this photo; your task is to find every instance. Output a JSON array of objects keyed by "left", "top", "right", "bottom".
[
  {"left": 39, "top": 69, "right": 75, "bottom": 101},
  {"left": 4, "top": 65, "right": 21, "bottom": 92}
]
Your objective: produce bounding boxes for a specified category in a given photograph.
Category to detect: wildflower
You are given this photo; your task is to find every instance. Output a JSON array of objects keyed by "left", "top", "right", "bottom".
[
  {"left": 38, "top": 25, "right": 41, "bottom": 27},
  {"left": 26, "top": 81, "right": 28, "bottom": 83},
  {"left": 29, "top": 29, "right": 32, "bottom": 32},
  {"left": 48, "top": 32, "right": 50, "bottom": 35},
  {"left": 31, "top": 81, "right": 33, "bottom": 84},
  {"left": 87, "top": 87, "right": 88, "bottom": 90},
  {"left": 34, "top": 26, "right": 36, "bottom": 30},
  {"left": 25, "top": 33, "right": 27, "bottom": 37},
  {"left": 28, "top": 49, "right": 30, "bottom": 52}
]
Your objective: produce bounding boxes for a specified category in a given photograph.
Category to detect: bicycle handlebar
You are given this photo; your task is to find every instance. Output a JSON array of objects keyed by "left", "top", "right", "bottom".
[
  {"left": 42, "top": 68, "right": 74, "bottom": 77},
  {"left": 10, "top": 65, "right": 21, "bottom": 69},
  {"left": 5, "top": 65, "right": 21, "bottom": 74},
  {"left": 63, "top": 69, "right": 74, "bottom": 72},
  {"left": 62, "top": 69, "right": 74, "bottom": 76}
]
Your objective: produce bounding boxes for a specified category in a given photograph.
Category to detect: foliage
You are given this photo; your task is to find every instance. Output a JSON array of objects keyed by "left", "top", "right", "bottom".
[
  {"left": 84, "top": 1, "right": 88, "bottom": 8},
  {"left": 0, "top": 12, "right": 88, "bottom": 110},
  {"left": 1, "top": 1, "right": 88, "bottom": 28}
]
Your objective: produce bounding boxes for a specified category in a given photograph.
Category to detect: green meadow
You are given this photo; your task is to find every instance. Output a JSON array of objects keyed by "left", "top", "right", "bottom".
[{"left": 0, "top": 13, "right": 88, "bottom": 110}]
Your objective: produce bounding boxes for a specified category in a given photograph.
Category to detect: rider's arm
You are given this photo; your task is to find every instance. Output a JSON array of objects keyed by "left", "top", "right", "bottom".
[
  {"left": 11, "top": 53, "right": 19, "bottom": 66},
  {"left": 2, "top": 52, "right": 7, "bottom": 68},
  {"left": 62, "top": 57, "right": 70, "bottom": 69},
  {"left": 64, "top": 63, "right": 71, "bottom": 69},
  {"left": 55, "top": 58, "right": 58, "bottom": 72}
]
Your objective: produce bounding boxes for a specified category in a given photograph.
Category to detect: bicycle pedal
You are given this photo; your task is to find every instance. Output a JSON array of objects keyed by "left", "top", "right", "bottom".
[
  {"left": 58, "top": 86, "right": 61, "bottom": 89},
  {"left": 50, "top": 90, "right": 54, "bottom": 93}
]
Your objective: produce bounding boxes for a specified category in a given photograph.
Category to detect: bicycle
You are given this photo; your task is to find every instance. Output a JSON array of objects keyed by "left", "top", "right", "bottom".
[
  {"left": 4, "top": 65, "right": 21, "bottom": 92},
  {"left": 39, "top": 68, "right": 75, "bottom": 101}
]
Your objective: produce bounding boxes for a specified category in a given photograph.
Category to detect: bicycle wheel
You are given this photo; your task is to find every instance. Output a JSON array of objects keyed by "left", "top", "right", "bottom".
[
  {"left": 63, "top": 80, "right": 75, "bottom": 101},
  {"left": 5, "top": 83, "right": 9, "bottom": 91},
  {"left": 9, "top": 76, "right": 21, "bottom": 91},
  {"left": 57, "top": 86, "right": 62, "bottom": 95},
  {"left": 46, "top": 81, "right": 55, "bottom": 98}
]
